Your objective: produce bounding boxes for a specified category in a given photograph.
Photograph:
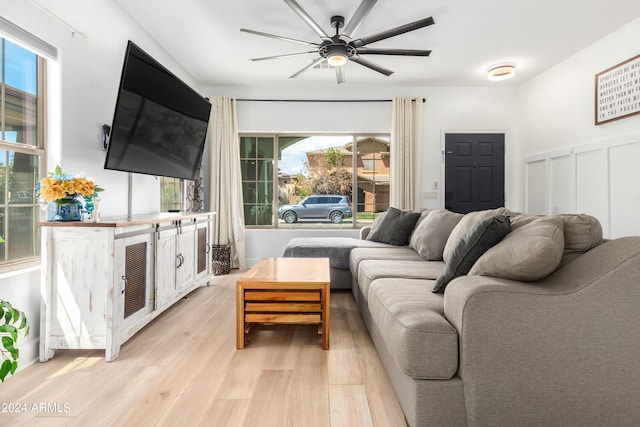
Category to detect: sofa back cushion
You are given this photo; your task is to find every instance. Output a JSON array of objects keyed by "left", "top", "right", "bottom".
[
  {"left": 409, "top": 209, "right": 464, "bottom": 260},
  {"left": 433, "top": 215, "right": 511, "bottom": 293},
  {"left": 510, "top": 213, "right": 602, "bottom": 268},
  {"left": 469, "top": 216, "right": 565, "bottom": 281}
]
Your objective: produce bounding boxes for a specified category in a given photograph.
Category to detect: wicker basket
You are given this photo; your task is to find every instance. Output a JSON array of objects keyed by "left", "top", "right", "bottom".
[{"left": 212, "top": 243, "right": 231, "bottom": 276}]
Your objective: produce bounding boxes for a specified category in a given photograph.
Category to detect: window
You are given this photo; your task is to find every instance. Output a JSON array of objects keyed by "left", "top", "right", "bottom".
[
  {"left": 160, "top": 176, "right": 183, "bottom": 212},
  {"left": 240, "top": 136, "right": 274, "bottom": 226},
  {"left": 0, "top": 37, "right": 46, "bottom": 267},
  {"left": 240, "top": 134, "right": 390, "bottom": 228}
]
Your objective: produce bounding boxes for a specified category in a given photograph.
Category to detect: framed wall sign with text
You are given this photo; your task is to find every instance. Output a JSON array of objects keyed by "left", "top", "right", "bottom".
[{"left": 595, "top": 54, "right": 640, "bottom": 125}]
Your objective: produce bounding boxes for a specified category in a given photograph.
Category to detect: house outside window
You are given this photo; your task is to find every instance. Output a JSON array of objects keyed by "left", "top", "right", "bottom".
[
  {"left": 0, "top": 37, "right": 46, "bottom": 267},
  {"left": 160, "top": 176, "right": 183, "bottom": 212},
  {"left": 240, "top": 134, "right": 390, "bottom": 228}
]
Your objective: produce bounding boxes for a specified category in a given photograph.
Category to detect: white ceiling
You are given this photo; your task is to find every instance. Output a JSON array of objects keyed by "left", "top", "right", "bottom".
[{"left": 113, "top": 0, "right": 640, "bottom": 87}]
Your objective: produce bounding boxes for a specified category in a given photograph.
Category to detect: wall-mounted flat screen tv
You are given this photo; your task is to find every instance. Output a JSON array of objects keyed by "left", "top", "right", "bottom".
[{"left": 104, "top": 41, "right": 211, "bottom": 181}]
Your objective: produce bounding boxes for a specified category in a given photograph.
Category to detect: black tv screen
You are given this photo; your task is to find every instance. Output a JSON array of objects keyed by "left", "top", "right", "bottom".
[{"left": 104, "top": 41, "right": 211, "bottom": 180}]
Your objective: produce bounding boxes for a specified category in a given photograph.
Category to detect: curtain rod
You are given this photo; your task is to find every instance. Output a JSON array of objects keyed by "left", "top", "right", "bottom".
[{"left": 235, "top": 98, "right": 426, "bottom": 103}]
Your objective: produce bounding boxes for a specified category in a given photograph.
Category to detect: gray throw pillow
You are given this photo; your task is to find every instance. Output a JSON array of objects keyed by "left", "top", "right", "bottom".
[
  {"left": 365, "top": 211, "right": 388, "bottom": 240},
  {"left": 433, "top": 215, "right": 511, "bottom": 293},
  {"left": 442, "top": 207, "right": 510, "bottom": 261},
  {"left": 469, "top": 216, "right": 564, "bottom": 281},
  {"left": 367, "top": 207, "right": 421, "bottom": 246},
  {"left": 409, "top": 209, "right": 464, "bottom": 260}
]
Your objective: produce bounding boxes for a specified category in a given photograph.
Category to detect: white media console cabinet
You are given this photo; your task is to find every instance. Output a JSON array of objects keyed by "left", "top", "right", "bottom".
[{"left": 40, "top": 212, "right": 215, "bottom": 362}]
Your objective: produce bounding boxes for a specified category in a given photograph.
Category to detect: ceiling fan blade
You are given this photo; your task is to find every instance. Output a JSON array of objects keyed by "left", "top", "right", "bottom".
[
  {"left": 240, "top": 28, "right": 319, "bottom": 47},
  {"left": 289, "top": 57, "right": 326, "bottom": 79},
  {"left": 352, "top": 16, "right": 435, "bottom": 48},
  {"left": 350, "top": 56, "right": 393, "bottom": 76},
  {"left": 284, "top": 0, "right": 331, "bottom": 41},
  {"left": 355, "top": 47, "right": 431, "bottom": 56},
  {"left": 251, "top": 51, "right": 318, "bottom": 61},
  {"left": 336, "top": 66, "right": 345, "bottom": 84},
  {"left": 342, "top": 0, "right": 377, "bottom": 39}
]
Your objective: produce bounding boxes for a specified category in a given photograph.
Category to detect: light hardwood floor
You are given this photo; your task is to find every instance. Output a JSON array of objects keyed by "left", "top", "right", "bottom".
[{"left": 0, "top": 270, "right": 407, "bottom": 426}]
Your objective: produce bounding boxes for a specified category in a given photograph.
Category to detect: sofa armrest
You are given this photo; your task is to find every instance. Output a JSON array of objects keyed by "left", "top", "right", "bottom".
[
  {"left": 442, "top": 237, "right": 640, "bottom": 424},
  {"left": 359, "top": 226, "right": 372, "bottom": 240}
]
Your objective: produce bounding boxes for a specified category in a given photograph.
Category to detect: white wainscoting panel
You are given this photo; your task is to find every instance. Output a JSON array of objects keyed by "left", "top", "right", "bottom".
[
  {"left": 575, "top": 148, "right": 609, "bottom": 237},
  {"left": 525, "top": 160, "right": 548, "bottom": 214},
  {"left": 550, "top": 155, "right": 574, "bottom": 214},
  {"left": 609, "top": 143, "right": 640, "bottom": 238},
  {"left": 525, "top": 133, "right": 640, "bottom": 238}
]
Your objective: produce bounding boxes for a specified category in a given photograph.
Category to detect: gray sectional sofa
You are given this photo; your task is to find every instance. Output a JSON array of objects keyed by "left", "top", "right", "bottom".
[{"left": 284, "top": 208, "right": 640, "bottom": 426}]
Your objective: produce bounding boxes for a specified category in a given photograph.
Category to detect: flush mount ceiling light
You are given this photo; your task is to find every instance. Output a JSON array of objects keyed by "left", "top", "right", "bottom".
[{"left": 488, "top": 64, "right": 516, "bottom": 81}]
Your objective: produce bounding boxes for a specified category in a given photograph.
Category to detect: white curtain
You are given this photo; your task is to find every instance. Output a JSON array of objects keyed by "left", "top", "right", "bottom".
[
  {"left": 208, "top": 96, "right": 246, "bottom": 269},
  {"left": 390, "top": 97, "right": 423, "bottom": 210}
]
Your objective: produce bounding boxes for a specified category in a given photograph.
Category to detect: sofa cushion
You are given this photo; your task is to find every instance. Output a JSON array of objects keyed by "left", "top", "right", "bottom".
[
  {"left": 367, "top": 207, "right": 421, "bottom": 246},
  {"left": 443, "top": 207, "right": 510, "bottom": 261},
  {"left": 409, "top": 209, "right": 464, "bottom": 261},
  {"left": 358, "top": 259, "right": 445, "bottom": 302},
  {"left": 434, "top": 215, "right": 511, "bottom": 293},
  {"left": 368, "top": 278, "right": 459, "bottom": 379},
  {"left": 469, "top": 216, "right": 565, "bottom": 281},
  {"left": 349, "top": 246, "right": 425, "bottom": 301},
  {"left": 349, "top": 246, "right": 425, "bottom": 277},
  {"left": 510, "top": 213, "right": 603, "bottom": 268},
  {"left": 557, "top": 214, "right": 602, "bottom": 263}
]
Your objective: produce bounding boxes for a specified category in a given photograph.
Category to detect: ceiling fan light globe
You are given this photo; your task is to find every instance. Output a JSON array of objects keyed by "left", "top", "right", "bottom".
[{"left": 328, "top": 54, "right": 348, "bottom": 67}]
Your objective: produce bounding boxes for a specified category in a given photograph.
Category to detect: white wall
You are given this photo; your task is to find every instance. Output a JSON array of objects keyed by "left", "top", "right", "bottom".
[
  {"left": 203, "top": 84, "right": 519, "bottom": 263},
  {"left": 518, "top": 16, "right": 640, "bottom": 237},
  {"left": 2, "top": 0, "right": 204, "bottom": 217},
  {"left": 0, "top": 0, "right": 204, "bottom": 372}
]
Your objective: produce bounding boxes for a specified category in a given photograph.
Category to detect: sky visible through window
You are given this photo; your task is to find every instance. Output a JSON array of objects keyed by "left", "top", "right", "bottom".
[
  {"left": 4, "top": 38, "right": 37, "bottom": 95},
  {"left": 2, "top": 38, "right": 36, "bottom": 143},
  {"left": 279, "top": 135, "right": 352, "bottom": 176}
]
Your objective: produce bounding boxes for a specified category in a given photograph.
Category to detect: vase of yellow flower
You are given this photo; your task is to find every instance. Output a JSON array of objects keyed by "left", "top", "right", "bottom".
[
  {"left": 35, "top": 165, "right": 104, "bottom": 222},
  {"left": 46, "top": 196, "right": 83, "bottom": 221}
]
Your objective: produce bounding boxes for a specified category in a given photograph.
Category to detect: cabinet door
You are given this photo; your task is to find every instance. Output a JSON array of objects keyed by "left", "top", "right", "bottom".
[
  {"left": 156, "top": 226, "right": 178, "bottom": 308},
  {"left": 176, "top": 223, "right": 196, "bottom": 291},
  {"left": 114, "top": 232, "right": 155, "bottom": 327},
  {"left": 195, "top": 220, "right": 211, "bottom": 281}
]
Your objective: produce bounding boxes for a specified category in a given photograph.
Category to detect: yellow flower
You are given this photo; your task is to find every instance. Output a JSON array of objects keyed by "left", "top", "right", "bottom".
[
  {"left": 40, "top": 177, "right": 67, "bottom": 202},
  {"left": 61, "top": 179, "right": 75, "bottom": 195},
  {"left": 72, "top": 177, "right": 96, "bottom": 197},
  {"left": 35, "top": 165, "right": 104, "bottom": 203}
]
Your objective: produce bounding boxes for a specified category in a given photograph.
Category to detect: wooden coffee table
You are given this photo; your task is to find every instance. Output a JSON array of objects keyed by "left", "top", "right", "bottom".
[{"left": 236, "top": 257, "right": 330, "bottom": 350}]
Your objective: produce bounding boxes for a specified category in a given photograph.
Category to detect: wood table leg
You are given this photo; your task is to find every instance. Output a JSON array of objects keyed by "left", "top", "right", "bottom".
[
  {"left": 322, "top": 283, "right": 330, "bottom": 350},
  {"left": 236, "top": 282, "right": 245, "bottom": 349}
]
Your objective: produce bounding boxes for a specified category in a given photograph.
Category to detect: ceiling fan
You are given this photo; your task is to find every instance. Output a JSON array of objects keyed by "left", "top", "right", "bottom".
[{"left": 240, "top": 0, "right": 434, "bottom": 84}]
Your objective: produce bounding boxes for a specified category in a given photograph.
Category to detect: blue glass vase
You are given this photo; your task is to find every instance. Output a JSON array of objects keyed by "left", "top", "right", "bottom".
[{"left": 47, "top": 196, "right": 83, "bottom": 221}]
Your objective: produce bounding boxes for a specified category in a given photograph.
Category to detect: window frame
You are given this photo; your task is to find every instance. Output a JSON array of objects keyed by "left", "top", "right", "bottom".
[
  {"left": 0, "top": 37, "right": 47, "bottom": 271},
  {"left": 240, "top": 132, "right": 390, "bottom": 229}
]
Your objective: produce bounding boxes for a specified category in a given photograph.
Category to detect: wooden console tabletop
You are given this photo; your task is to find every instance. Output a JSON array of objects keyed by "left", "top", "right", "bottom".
[{"left": 236, "top": 257, "right": 331, "bottom": 350}]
